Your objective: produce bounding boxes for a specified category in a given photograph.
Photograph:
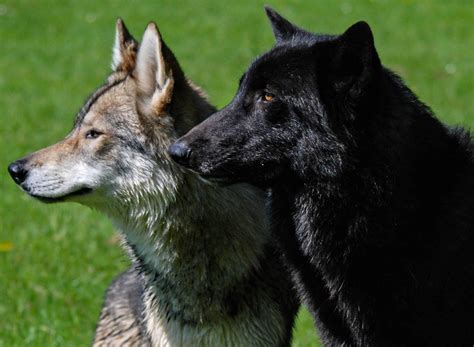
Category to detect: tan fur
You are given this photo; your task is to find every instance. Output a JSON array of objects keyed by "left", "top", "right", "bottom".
[
  {"left": 94, "top": 269, "right": 150, "bottom": 346},
  {"left": 11, "top": 21, "right": 299, "bottom": 347},
  {"left": 112, "top": 19, "right": 138, "bottom": 72}
]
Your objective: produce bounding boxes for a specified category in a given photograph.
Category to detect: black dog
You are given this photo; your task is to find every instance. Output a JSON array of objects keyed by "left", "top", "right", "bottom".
[{"left": 170, "top": 7, "right": 474, "bottom": 346}]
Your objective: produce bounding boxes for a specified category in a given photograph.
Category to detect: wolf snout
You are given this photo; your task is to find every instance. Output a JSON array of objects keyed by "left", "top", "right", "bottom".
[
  {"left": 8, "top": 159, "right": 29, "bottom": 185},
  {"left": 168, "top": 140, "right": 192, "bottom": 166}
]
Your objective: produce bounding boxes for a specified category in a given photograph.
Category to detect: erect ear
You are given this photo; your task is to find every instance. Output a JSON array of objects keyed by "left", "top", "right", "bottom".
[
  {"left": 134, "top": 22, "right": 174, "bottom": 116},
  {"left": 264, "top": 6, "right": 303, "bottom": 42},
  {"left": 326, "top": 21, "right": 380, "bottom": 97},
  {"left": 112, "top": 18, "right": 138, "bottom": 72}
]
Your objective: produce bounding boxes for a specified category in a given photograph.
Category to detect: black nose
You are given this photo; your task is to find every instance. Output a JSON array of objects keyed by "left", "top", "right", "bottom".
[
  {"left": 168, "top": 140, "right": 192, "bottom": 166},
  {"left": 8, "top": 159, "right": 29, "bottom": 185}
]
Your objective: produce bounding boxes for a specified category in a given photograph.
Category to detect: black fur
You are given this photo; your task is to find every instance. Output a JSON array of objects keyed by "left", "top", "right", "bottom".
[{"left": 171, "top": 8, "right": 474, "bottom": 346}]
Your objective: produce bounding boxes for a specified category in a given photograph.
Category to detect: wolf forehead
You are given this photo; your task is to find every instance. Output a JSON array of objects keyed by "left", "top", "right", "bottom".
[
  {"left": 241, "top": 39, "right": 331, "bottom": 90},
  {"left": 73, "top": 74, "right": 130, "bottom": 128},
  {"left": 70, "top": 75, "right": 151, "bottom": 154}
]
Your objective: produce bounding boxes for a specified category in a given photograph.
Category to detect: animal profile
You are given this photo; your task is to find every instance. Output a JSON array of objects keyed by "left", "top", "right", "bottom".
[
  {"left": 171, "top": 7, "right": 474, "bottom": 346},
  {"left": 8, "top": 18, "right": 299, "bottom": 347}
]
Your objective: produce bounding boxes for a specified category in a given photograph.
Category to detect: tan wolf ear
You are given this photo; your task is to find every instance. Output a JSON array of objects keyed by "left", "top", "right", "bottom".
[
  {"left": 112, "top": 18, "right": 139, "bottom": 72},
  {"left": 134, "top": 22, "right": 174, "bottom": 116}
]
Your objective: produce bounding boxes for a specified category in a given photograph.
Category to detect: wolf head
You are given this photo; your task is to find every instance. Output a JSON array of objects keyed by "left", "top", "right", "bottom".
[
  {"left": 8, "top": 19, "right": 213, "bottom": 209},
  {"left": 170, "top": 7, "right": 381, "bottom": 187}
]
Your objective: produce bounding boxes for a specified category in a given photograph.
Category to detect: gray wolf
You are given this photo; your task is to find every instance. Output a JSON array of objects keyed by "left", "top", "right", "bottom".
[
  {"left": 8, "top": 19, "right": 298, "bottom": 346},
  {"left": 169, "top": 7, "right": 474, "bottom": 346}
]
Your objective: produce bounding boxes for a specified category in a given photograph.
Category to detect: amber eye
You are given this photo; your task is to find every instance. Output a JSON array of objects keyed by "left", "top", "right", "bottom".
[
  {"left": 85, "top": 129, "right": 102, "bottom": 139},
  {"left": 262, "top": 93, "right": 274, "bottom": 102}
]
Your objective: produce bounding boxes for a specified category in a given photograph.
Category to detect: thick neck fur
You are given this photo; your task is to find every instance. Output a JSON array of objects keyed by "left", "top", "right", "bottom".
[
  {"left": 289, "top": 68, "right": 469, "bottom": 264},
  {"left": 272, "top": 68, "right": 472, "bottom": 342},
  {"left": 105, "top": 144, "right": 269, "bottom": 325},
  {"left": 93, "top": 78, "right": 293, "bottom": 346}
]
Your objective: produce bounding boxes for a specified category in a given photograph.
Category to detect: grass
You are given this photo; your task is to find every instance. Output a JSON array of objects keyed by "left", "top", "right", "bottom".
[{"left": 0, "top": 0, "right": 472, "bottom": 345}]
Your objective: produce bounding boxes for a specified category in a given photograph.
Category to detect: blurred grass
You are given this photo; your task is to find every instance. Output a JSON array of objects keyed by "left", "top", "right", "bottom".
[{"left": 0, "top": 0, "right": 472, "bottom": 346}]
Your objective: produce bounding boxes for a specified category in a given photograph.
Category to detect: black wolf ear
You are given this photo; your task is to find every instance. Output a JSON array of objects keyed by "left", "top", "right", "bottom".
[
  {"left": 327, "top": 21, "right": 380, "bottom": 97},
  {"left": 264, "top": 6, "right": 302, "bottom": 42},
  {"left": 112, "top": 18, "right": 138, "bottom": 72},
  {"left": 134, "top": 22, "right": 175, "bottom": 116}
]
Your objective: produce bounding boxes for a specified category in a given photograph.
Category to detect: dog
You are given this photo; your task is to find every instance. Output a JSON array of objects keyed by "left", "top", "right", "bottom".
[
  {"left": 8, "top": 19, "right": 299, "bottom": 346},
  {"left": 170, "top": 7, "right": 474, "bottom": 346}
]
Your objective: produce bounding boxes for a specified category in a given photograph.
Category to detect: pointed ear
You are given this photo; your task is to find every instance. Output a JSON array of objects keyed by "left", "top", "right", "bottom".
[
  {"left": 112, "top": 18, "right": 138, "bottom": 72},
  {"left": 134, "top": 22, "right": 174, "bottom": 116},
  {"left": 327, "top": 21, "right": 380, "bottom": 97},
  {"left": 264, "top": 6, "right": 302, "bottom": 42}
]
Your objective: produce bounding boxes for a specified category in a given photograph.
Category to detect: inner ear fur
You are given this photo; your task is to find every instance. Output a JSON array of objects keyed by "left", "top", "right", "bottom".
[
  {"left": 112, "top": 18, "right": 139, "bottom": 72},
  {"left": 129, "top": 22, "right": 214, "bottom": 134},
  {"left": 134, "top": 22, "right": 175, "bottom": 116}
]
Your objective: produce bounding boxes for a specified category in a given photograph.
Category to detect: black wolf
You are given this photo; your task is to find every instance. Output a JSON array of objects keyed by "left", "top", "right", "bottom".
[
  {"left": 8, "top": 19, "right": 298, "bottom": 346},
  {"left": 170, "top": 7, "right": 474, "bottom": 346}
]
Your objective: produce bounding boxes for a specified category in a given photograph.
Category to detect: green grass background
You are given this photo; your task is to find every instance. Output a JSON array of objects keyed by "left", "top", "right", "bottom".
[{"left": 0, "top": 1, "right": 472, "bottom": 345}]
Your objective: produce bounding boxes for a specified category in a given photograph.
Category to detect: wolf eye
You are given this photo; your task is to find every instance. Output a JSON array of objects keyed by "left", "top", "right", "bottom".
[
  {"left": 85, "top": 129, "right": 102, "bottom": 139},
  {"left": 261, "top": 92, "right": 274, "bottom": 102}
]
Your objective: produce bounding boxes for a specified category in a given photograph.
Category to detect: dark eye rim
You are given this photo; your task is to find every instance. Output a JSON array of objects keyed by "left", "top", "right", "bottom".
[{"left": 85, "top": 129, "right": 103, "bottom": 139}]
